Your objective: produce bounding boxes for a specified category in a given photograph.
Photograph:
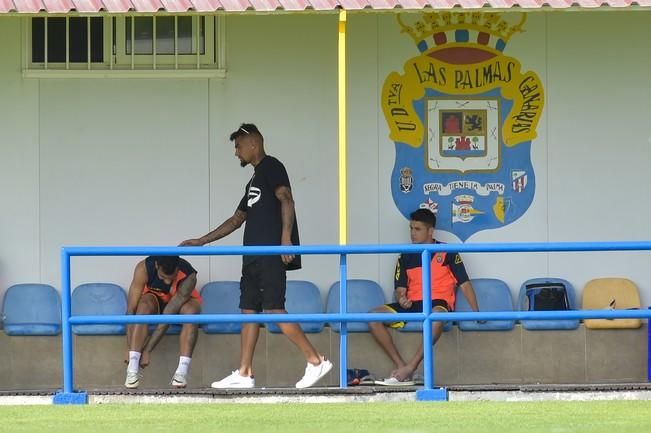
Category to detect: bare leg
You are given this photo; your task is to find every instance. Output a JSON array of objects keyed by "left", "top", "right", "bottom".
[
  {"left": 128, "top": 294, "right": 158, "bottom": 352},
  {"left": 178, "top": 299, "right": 201, "bottom": 357},
  {"left": 238, "top": 309, "right": 259, "bottom": 377},
  {"left": 270, "top": 309, "right": 321, "bottom": 365},
  {"left": 391, "top": 310, "right": 445, "bottom": 381},
  {"left": 368, "top": 305, "right": 408, "bottom": 369}
]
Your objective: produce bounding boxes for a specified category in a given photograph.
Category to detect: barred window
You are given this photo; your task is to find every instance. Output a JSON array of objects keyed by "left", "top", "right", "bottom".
[
  {"left": 25, "top": 16, "right": 225, "bottom": 78},
  {"left": 31, "top": 17, "right": 104, "bottom": 64}
]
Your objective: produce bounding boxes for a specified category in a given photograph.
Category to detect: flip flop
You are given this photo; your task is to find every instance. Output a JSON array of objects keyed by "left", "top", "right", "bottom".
[{"left": 373, "top": 377, "right": 415, "bottom": 386}]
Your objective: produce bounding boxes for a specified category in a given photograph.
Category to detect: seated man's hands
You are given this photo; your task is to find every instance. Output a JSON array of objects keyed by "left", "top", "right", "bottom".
[
  {"left": 398, "top": 296, "right": 413, "bottom": 309},
  {"left": 395, "top": 287, "right": 412, "bottom": 309}
]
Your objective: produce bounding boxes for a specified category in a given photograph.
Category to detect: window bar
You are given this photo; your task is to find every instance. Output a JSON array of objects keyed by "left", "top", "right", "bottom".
[
  {"left": 195, "top": 16, "right": 200, "bottom": 70},
  {"left": 109, "top": 18, "right": 114, "bottom": 70},
  {"left": 130, "top": 16, "right": 135, "bottom": 70},
  {"left": 65, "top": 17, "right": 69, "bottom": 70},
  {"left": 174, "top": 17, "right": 178, "bottom": 70},
  {"left": 153, "top": 17, "right": 157, "bottom": 70},
  {"left": 87, "top": 17, "right": 91, "bottom": 70},
  {"left": 22, "top": 17, "right": 28, "bottom": 71},
  {"left": 44, "top": 17, "right": 48, "bottom": 70},
  {"left": 214, "top": 16, "right": 219, "bottom": 68},
  {"left": 217, "top": 16, "right": 225, "bottom": 70}
]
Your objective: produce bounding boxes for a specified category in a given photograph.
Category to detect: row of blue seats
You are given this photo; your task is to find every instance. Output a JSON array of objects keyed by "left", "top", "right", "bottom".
[{"left": 0, "top": 278, "right": 578, "bottom": 336}]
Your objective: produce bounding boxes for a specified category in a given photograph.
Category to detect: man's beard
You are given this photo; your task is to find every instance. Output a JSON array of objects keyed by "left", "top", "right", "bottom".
[{"left": 240, "top": 160, "right": 248, "bottom": 168}]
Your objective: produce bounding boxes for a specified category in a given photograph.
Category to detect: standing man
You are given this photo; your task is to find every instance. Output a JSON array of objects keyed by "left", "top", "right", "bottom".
[
  {"left": 181, "top": 123, "right": 332, "bottom": 389},
  {"left": 125, "top": 255, "right": 202, "bottom": 389},
  {"left": 368, "top": 209, "right": 480, "bottom": 385}
]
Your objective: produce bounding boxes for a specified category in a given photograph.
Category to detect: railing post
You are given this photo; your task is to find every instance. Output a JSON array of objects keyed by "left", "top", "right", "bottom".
[
  {"left": 54, "top": 248, "right": 88, "bottom": 404},
  {"left": 339, "top": 253, "right": 348, "bottom": 388},
  {"left": 421, "top": 250, "right": 433, "bottom": 388},
  {"left": 416, "top": 248, "right": 447, "bottom": 401}
]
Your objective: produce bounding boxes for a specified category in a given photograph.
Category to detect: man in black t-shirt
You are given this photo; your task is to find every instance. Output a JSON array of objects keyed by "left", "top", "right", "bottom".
[{"left": 181, "top": 123, "right": 332, "bottom": 389}]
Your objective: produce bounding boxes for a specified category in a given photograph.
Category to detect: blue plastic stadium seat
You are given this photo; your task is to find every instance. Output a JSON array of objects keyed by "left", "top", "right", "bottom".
[
  {"left": 200, "top": 281, "right": 241, "bottom": 334},
  {"left": 456, "top": 278, "right": 515, "bottom": 331},
  {"left": 518, "top": 278, "right": 580, "bottom": 330},
  {"left": 2, "top": 283, "right": 61, "bottom": 335},
  {"left": 267, "top": 280, "right": 324, "bottom": 333},
  {"left": 72, "top": 283, "right": 128, "bottom": 335},
  {"left": 326, "top": 279, "right": 386, "bottom": 332}
]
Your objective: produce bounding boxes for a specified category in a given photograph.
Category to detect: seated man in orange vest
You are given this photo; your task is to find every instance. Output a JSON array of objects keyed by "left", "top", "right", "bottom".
[
  {"left": 124, "top": 255, "right": 202, "bottom": 389},
  {"left": 369, "top": 209, "right": 480, "bottom": 385}
]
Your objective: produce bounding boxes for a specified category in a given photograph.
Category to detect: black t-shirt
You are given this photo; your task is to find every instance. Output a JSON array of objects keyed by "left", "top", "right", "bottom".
[
  {"left": 237, "top": 155, "right": 301, "bottom": 270},
  {"left": 144, "top": 256, "right": 197, "bottom": 294}
]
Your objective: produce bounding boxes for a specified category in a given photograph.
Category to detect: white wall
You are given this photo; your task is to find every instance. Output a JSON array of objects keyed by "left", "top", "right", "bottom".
[
  {"left": 0, "top": 11, "right": 650, "bottom": 305},
  {"left": 37, "top": 79, "right": 211, "bottom": 288}
]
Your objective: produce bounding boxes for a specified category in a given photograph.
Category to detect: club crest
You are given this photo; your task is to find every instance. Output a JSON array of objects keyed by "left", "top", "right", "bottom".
[
  {"left": 399, "top": 167, "right": 414, "bottom": 193},
  {"left": 382, "top": 12, "right": 544, "bottom": 241}
]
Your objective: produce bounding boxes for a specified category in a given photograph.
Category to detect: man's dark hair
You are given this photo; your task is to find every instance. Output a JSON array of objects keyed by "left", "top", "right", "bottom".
[
  {"left": 154, "top": 256, "right": 180, "bottom": 274},
  {"left": 230, "top": 123, "right": 263, "bottom": 143},
  {"left": 410, "top": 209, "right": 436, "bottom": 228}
]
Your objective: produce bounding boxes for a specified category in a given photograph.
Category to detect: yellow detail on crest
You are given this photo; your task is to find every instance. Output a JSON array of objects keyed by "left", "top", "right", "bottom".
[
  {"left": 454, "top": 254, "right": 463, "bottom": 265},
  {"left": 493, "top": 196, "right": 505, "bottom": 223},
  {"left": 382, "top": 12, "right": 544, "bottom": 151},
  {"left": 382, "top": 56, "right": 544, "bottom": 149}
]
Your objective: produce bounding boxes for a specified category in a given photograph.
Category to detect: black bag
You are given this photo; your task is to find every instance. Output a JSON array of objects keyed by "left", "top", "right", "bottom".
[{"left": 525, "top": 283, "right": 570, "bottom": 311}]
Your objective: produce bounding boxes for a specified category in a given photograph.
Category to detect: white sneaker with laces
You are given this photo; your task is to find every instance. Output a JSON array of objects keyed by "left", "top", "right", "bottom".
[
  {"left": 125, "top": 370, "right": 141, "bottom": 389},
  {"left": 210, "top": 370, "right": 255, "bottom": 389},
  {"left": 171, "top": 373, "right": 187, "bottom": 388},
  {"left": 295, "top": 358, "right": 333, "bottom": 389}
]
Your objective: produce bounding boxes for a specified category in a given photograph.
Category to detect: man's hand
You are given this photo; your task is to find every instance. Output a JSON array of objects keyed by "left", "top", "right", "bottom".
[
  {"left": 179, "top": 238, "right": 204, "bottom": 247},
  {"left": 395, "top": 287, "right": 412, "bottom": 309},
  {"left": 139, "top": 351, "right": 151, "bottom": 368},
  {"left": 398, "top": 296, "right": 413, "bottom": 309},
  {"left": 280, "top": 237, "right": 295, "bottom": 265}
]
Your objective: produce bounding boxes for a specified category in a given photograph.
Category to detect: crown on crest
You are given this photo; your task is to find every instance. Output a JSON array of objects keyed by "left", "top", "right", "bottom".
[{"left": 397, "top": 12, "right": 527, "bottom": 54}]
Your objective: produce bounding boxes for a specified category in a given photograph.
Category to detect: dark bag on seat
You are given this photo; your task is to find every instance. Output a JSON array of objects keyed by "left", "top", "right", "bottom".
[{"left": 526, "top": 283, "right": 570, "bottom": 311}]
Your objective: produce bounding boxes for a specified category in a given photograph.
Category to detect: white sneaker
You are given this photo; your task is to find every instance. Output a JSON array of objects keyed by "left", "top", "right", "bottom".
[
  {"left": 125, "top": 370, "right": 141, "bottom": 389},
  {"left": 210, "top": 370, "right": 255, "bottom": 389},
  {"left": 296, "top": 358, "right": 333, "bottom": 389},
  {"left": 374, "top": 376, "right": 415, "bottom": 386},
  {"left": 171, "top": 373, "right": 187, "bottom": 388}
]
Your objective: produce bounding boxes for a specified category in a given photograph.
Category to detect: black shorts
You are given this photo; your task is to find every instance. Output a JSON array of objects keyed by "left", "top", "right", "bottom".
[
  {"left": 385, "top": 299, "right": 451, "bottom": 329},
  {"left": 239, "top": 256, "right": 286, "bottom": 312}
]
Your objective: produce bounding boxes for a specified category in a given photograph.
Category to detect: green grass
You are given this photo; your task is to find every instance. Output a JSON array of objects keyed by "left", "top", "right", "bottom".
[{"left": 2, "top": 401, "right": 651, "bottom": 433}]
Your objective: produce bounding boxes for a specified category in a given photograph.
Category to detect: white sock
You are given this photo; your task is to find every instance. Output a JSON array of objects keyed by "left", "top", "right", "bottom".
[
  {"left": 127, "top": 351, "right": 141, "bottom": 373},
  {"left": 175, "top": 356, "right": 192, "bottom": 376}
]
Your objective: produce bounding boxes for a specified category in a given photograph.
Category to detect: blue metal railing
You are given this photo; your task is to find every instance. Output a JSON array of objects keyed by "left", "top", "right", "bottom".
[{"left": 59, "top": 241, "right": 651, "bottom": 401}]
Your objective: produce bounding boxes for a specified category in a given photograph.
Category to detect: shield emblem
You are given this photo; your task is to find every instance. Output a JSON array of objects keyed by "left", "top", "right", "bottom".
[
  {"left": 382, "top": 13, "right": 544, "bottom": 241},
  {"left": 512, "top": 170, "right": 528, "bottom": 193},
  {"left": 430, "top": 99, "right": 499, "bottom": 172}
]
